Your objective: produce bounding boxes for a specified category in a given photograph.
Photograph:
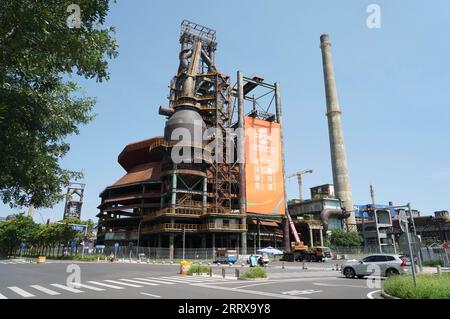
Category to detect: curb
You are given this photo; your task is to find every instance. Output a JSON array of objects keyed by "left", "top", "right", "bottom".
[
  {"left": 381, "top": 291, "right": 401, "bottom": 299},
  {"left": 237, "top": 277, "right": 268, "bottom": 281}
]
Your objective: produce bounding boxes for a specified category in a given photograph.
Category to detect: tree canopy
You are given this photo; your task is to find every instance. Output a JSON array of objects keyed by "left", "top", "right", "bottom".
[
  {"left": 0, "top": 0, "right": 118, "bottom": 208},
  {"left": 329, "top": 229, "right": 363, "bottom": 247},
  {"left": 0, "top": 214, "right": 95, "bottom": 256}
]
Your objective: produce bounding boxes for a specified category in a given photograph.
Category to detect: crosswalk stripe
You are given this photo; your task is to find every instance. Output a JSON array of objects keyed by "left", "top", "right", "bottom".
[
  {"left": 72, "top": 283, "right": 105, "bottom": 291},
  {"left": 133, "top": 277, "right": 175, "bottom": 285},
  {"left": 8, "top": 286, "right": 35, "bottom": 298},
  {"left": 0, "top": 293, "right": 8, "bottom": 299},
  {"left": 50, "top": 284, "right": 84, "bottom": 293},
  {"left": 157, "top": 277, "right": 195, "bottom": 283},
  {"left": 104, "top": 280, "right": 143, "bottom": 288},
  {"left": 173, "top": 276, "right": 218, "bottom": 281},
  {"left": 119, "top": 279, "right": 158, "bottom": 286},
  {"left": 86, "top": 281, "right": 125, "bottom": 289},
  {"left": 30, "top": 285, "right": 61, "bottom": 295}
]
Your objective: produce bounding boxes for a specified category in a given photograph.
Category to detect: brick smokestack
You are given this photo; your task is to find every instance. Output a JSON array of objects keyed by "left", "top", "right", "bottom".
[{"left": 320, "top": 34, "right": 356, "bottom": 230}]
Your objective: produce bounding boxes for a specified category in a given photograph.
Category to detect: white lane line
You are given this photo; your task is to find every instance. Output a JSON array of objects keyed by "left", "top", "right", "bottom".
[
  {"left": 30, "top": 285, "right": 61, "bottom": 296},
  {"left": 0, "top": 293, "right": 8, "bottom": 299},
  {"left": 104, "top": 280, "right": 143, "bottom": 288},
  {"left": 140, "top": 292, "right": 161, "bottom": 298},
  {"left": 313, "top": 282, "right": 370, "bottom": 289},
  {"left": 8, "top": 287, "right": 35, "bottom": 298},
  {"left": 50, "top": 284, "right": 84, "bottom": 293},
  {"left": 73, "top": 283, "right": 105, "bottom": 291},
  {"left": 119, "top": 279, "right": 158, "bottom": 286},
  {"left": 133, "top": 277, "right": 175, "bottom": 285},
  {"left": 367, "top": 290, "right": 382, "bottom": 299},
  {"left": 86, "top": 281, "right": 124, "bottom": 289}
]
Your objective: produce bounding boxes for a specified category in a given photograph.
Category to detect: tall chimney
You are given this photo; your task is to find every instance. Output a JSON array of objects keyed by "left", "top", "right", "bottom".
[{"left": 320, "top": 34, "right": 356, "bottom": 230}]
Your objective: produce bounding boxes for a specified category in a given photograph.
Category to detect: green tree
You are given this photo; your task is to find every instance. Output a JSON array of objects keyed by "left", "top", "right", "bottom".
[
  {"left": 329, "top": 229, "right": 363, "bottom": 247},
  {"left": 0, "top": 0, "right": 118, "bottom": 208},
  {"left": 0, "top": 215, "right": 38, "bottom": 256}
]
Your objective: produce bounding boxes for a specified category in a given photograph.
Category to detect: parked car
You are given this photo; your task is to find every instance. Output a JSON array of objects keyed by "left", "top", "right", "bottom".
[{"left": 341, "top": 254, "right": 410, "bottom": 279}]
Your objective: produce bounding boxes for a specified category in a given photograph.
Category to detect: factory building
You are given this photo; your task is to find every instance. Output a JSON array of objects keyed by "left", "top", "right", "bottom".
[{"left": 96, "top": 21, "right": 286, "bottom": 255}]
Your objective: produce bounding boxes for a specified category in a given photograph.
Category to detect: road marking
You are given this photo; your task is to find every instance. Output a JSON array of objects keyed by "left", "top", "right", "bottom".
[
  {"left": 30, "top": 285, "right": 61, "bottom": 295},
  {"left": 140, "top": 292, "right": 162, "bottom": 298},
  {"left": 0, "top": 293, "right": 8, "bottom": 299},
  {"left": 86, "top": 281, "right": 125, "bottom": 289},
  {"left": 133, "top": 277, "right": 175, "bottom": 285},
  {"left": 313, "top": 282, "right": 369, "bottom": 289},
  {"left": 119, "top": 279, "right": 158, "bottom": 286},
  {"left": 193, "top": 283, "right": 308, "bottom": 299},
  {"left": 156, "top": 277, "right": 195, "bottom": 283},
  {"left": 104, "top": 280, "right": 143, "bottom": 288},
  {"left": 72, "top": 283, "right": 105, "bottom": 291},
  {"left": 282, "top": 289, "right": 323, "bottom": 295},
  {"left": 367, "top": 290, "right": 382, "bottom": 299},
  {"left": 50, "top": 284, "right": 84, "bottom": 293},
  {"left": 8, "top": 286, "right": 35, "bottom": 298}
]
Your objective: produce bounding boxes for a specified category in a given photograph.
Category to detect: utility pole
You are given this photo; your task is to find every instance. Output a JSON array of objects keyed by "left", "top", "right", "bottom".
[
  {"left": 288, "top": 170, "right": 313, "bottom": 201},
  {"left": 182, "top": 227, "right": 186, "bottom": 260}
]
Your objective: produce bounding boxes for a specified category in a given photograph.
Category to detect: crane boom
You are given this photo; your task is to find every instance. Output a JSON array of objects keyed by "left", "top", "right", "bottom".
[{"left": 285, "top": 210, "right": 301, "bottom": 243}]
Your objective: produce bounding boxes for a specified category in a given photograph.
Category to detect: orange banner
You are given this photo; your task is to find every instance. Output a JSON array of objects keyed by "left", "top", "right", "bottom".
[{"left": 244, "top": 117, "right": 285, "bottom": 215}]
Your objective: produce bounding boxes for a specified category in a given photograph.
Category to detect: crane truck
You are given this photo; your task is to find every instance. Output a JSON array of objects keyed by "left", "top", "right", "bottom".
[{"left": 280, "top": 210, "right": 333, "bottom": 262}]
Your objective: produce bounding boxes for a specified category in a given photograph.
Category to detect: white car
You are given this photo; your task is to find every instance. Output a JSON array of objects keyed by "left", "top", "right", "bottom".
[{"left": 341, "top": 254, "right": 410, "bottom": 278}]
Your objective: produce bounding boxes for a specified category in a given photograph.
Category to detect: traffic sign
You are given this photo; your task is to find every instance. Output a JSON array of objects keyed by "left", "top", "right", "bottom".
[
  {"left": 72, "top": 225, "right": 85, "bottom": 231},
  {"left": 95, "top": 245, "right": 106, "bottom": 249},
  {"left": 399, "top": 233, "right": 420, "bottom": 255},
  {"left": 398, "top": 210, "right": 408, "bottom": 233},
  {"left": 114, "top": 242, "right": 120, "bottom": 248},
  {"left": 20, "top": 242, "right": 27, "bottom": 248}
]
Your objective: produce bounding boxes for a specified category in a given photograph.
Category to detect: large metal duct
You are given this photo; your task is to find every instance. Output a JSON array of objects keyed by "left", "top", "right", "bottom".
[{"left": 320, "top": 208, "right": 348, "bottom": 231}]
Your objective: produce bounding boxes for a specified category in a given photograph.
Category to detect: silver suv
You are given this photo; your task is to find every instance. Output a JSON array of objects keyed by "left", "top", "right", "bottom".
[{"left": 341, "top": 254, "right": 410, "bottom": 279}]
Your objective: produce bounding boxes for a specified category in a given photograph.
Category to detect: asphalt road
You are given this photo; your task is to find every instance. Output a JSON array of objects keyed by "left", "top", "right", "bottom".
[{"left": 0, "top": 260, "right": 382, "bottom": 299}]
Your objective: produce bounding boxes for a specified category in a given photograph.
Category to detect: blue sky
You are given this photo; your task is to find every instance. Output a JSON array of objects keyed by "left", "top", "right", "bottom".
[{"left": 2, "top": 0, "right": 450, "bottom": 222}]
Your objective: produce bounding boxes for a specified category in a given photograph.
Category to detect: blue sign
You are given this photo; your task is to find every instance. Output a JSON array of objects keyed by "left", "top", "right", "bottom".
[
  {"left": 20, "top": 242, "right": 27, "bottom": 248},
  {"left": 72, "top": 225, "right": 85, "bottom": 232},
  {"left": 114, "top": 242, "right": 119, "bottom": 248},
  {"left": 95, "top": 245, "right": 106, "bottom": 249}
]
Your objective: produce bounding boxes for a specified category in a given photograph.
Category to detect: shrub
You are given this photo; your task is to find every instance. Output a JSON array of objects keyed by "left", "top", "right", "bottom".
[
  {"left": 329, "top": 229, "right": 363, "bottom": 247},
  {"left": 422, "top": 260, "right": 443, "bottom": 267},
  {"left": 188, "top": 265, "right": 210, "bottom": 275},
  {"left": 384, "top": 273, "right": 450, "bottom": 299},
  {"left": 240, "top": 267, "right": 267, "bottom": 279}
]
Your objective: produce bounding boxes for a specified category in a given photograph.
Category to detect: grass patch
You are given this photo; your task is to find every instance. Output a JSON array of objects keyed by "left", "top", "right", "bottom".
[
  {"left": 240, "top": 267, "right": 267, "bottom": 279},
  {"left": 187, "top": 265, "right": 210, "bottom": 275},
  {"left": 384, "top": 273, "right": 450, "bottom": 299}
]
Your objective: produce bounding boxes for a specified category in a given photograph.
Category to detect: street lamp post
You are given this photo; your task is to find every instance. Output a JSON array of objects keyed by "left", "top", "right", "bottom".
[
  {"left": 136, "top": 219, "right": 143, "bottom": 260},
  {"left": 182, "top": 227, "right": 186, "bottom": 260}
]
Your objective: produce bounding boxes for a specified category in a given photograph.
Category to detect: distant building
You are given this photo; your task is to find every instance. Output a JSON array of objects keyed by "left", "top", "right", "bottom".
[
  {"left": 435, "top": 211, "right": 449, "bottom": 218},
  {"left": 288, "top": 184, "right": 346, "bottom": 231}
]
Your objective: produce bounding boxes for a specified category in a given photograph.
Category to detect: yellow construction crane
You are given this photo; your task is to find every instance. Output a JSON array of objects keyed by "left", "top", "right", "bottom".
[{"left": 287, "top": 169, "right": 313, "bottom": 201}]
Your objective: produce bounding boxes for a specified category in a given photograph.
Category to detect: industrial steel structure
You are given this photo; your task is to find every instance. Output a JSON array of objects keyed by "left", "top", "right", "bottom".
[
  {"left": 96, "top": 21, "right": 285, "bottom": 256},
  {"left": 63, "top": 183, "right": 85, "bottom": 220}
]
